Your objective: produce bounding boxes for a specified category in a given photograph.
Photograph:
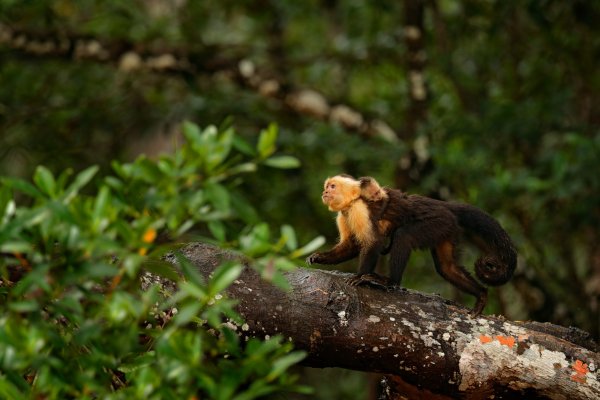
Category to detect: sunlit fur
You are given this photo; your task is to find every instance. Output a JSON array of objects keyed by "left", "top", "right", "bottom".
[
  {"left": 336, "top": 213, "right": 351, "bottom": 243},
  {"left": 344, "top": 199, "right": 375, "bottom": 247}
]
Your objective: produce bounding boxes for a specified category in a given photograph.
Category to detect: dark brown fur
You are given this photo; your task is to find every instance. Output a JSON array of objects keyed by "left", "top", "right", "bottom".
[{"left": 308, "top": 175, "right": 517, "bottom": 315}]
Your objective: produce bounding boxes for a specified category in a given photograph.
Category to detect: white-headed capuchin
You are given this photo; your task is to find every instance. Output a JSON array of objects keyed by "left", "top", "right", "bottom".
[{"left": 306, "top": 175, "right": 517, "bottom": 315}]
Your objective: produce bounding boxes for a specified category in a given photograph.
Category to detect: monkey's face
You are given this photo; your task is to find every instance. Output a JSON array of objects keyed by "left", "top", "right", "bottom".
[
  {"left": 322, "top": 176, "right": 360, "bottom": 212},
  {"left": 359, "top": 176, "right": 387, "bottom": 202}
]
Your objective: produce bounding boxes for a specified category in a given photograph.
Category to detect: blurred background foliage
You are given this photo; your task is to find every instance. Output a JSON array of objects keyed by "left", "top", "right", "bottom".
[{"left": 1, "top": 0, "right": 599, "bottom": 397}]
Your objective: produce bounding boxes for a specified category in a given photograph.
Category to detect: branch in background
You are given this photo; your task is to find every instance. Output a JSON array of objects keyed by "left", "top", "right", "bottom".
[
  {"left": 394, "top": 0, "right": 432, "bottom": 191},
  {"left": 161, "top": 243, "right": 600, "bottom": 399},
  {"left": 0, "top": 23, "right": 399, "bottom": 143},
  {"left": 402, "top": 0, "right": 428, "bottom": 139}
]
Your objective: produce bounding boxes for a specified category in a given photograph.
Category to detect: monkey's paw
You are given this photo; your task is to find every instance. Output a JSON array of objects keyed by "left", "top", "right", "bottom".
[
  {"left": 306, "top": 253, "right": 321, "bottom": 265},
  {"left": 347, "top": 273, "right": 390, "bottom": 289}
]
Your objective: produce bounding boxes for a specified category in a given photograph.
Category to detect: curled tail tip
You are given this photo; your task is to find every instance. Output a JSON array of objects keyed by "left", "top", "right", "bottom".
[{"left": 475, "top": 255, "right": 516, "bottom": 286}]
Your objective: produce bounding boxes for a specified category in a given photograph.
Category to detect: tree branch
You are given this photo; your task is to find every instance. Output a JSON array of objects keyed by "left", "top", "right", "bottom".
[
  {"left": 169, "top": 242, "right": 600, "bottom": 399},
  {"left": 0, "top": 23, "right": 398, "bottom": 143}
]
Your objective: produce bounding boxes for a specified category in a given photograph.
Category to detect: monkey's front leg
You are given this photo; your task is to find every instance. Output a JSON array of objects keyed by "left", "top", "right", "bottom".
[
  {"left": 347, "top": 242, "right": 390, "bottom": 288},
  {"left": 306, "top": 239, "right": 360, "bottom": 265}
]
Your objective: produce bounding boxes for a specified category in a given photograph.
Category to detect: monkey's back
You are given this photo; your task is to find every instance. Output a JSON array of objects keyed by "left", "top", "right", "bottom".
[
  {"left": 380, "top": 189, "right": 460, "bottom": 249},
  {"left": 413, "top": 196, "right": 517, "bottom": 286}
]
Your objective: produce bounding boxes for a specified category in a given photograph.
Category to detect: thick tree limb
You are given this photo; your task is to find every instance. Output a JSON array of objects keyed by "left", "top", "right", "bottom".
[
  {"left": 0, "top": 23, "right": 398, "bottom": 143},
  {"left": 173, "top": 242, "right": 599, "bottom": 399}
]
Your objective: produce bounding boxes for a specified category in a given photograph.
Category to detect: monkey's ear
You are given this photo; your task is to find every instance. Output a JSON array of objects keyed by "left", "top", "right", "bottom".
[{"left": 358, "top": 176, "right": 374, "bottom": 188}]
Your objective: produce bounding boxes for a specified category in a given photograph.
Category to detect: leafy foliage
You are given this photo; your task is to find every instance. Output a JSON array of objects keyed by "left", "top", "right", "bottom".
[
  {"left": 1, "top": 2, "right": 599, "bottom": 394},
  {"left": 0, "top": 122, "right": 313, "bottom": 399}
]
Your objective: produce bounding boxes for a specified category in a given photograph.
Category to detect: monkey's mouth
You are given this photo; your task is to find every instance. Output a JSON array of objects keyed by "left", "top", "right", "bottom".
[{"left": 321, "top": 194, "right": 331, "bottom": 204}]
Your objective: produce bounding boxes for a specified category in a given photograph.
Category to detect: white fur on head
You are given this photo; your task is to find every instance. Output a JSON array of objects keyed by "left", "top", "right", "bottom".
[{"left": 323, "top": 175, "right": 361, "bottom": 212}]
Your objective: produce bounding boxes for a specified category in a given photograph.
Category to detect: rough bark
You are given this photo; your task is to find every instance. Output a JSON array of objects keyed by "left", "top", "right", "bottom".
[{"left": 172, "top": 242, "right": 600, "bottom": 400}]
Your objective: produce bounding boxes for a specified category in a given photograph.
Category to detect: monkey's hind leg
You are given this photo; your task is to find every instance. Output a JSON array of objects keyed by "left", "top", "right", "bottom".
[{"left": 431, "top": 241, "right": 488, "bottom": 315}]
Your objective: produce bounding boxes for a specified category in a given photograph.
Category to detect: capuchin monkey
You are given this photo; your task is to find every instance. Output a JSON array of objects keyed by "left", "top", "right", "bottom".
[{"left": 306, "top": 175, "right": 517, "bottom": 315}]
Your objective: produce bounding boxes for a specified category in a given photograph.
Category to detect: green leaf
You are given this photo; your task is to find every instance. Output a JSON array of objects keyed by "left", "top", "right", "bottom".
[
  {"left": 0, "top": 241, "right": 32, "bottom": 253},
  {"left": 2, "top": 177, "right": 43, "bottom": 199},
  {"left": 231, "top": 193, "right": 259, "bottom": 224},
  {"left": 209, "top": 262, "right": 243, "bottom": 295},
  {"left": 17, "top": 207, "right": 50, "bottom": 229},
  {"left": 263, "top": 155, "right": 301, "bottom": 169},
  {"left": 0, "top": 191, "right": 15, "bottom": 226},
  {"left": 92, "top": 186, "right": 112, "bottom": 229},
  {"left": 104, "top": 176, "right": 124, "bottom": 192},
  {"left": 267, "top": 351, "right": 306, "bottom": 380},
  {"left": 270, "top": 270, "right": 292, "bottom": 291},
  {"left": 239, "top": 223, "right": 272, "bottom": 257},
  {"left": 180, "top": 281, "right": 207, "bottom": 300},
  {"left": 228, "top": 162, "right": 257, "bottom": 175},
  {"left": 280, "top": 225, "right": 297, "bottom": 251},
  {"left": 205, "top": 181, "right": 231, "bottom": 214},
  {"left": 143, "top": 259, "right": 181, "bottom": 282},
  {"left": 175, "top": 219, "right": 195, "bottom": 237},
  {"left": 274, "top": 257, "right": 297, "bottom": 271},
  {"left": 0, "top": 375, "right": 28, "bottom": 399},
  {"left": 123, "top": 254, "right": 143, "bottom": 277},
  {"left": 175, "top": 251, "right": 205, "bottom": 287},
  {"left": 182, "top": 120, "right": 202, "bottom": 143},
  {"left": 232, "top": 135, "right": 256, "bottom": 156},
  {"left": 64, "top": 165, "right": 99, "bottom": 203},
  {"left": 257, "top": 123, "right": 278, "bottom": 158},
  {"left": 173, "top": 302, "right": 202, "bottom": 326},
  {"left": 208, "top": 220, "right": 226, "bottom": 242},
  {"left": 118, "top": 352, "right": 156, "bottom": 373},
  {"left": 33, "top": 166, "right": 56, "bottom": 197},
  {"left": 9, "top": 300, "right": 39, "bottom": 313},
  {"left": 206, "top": 127, "right": 234, "bottom": 171},
  {"left": 290, "top": 236, "right": 326, "bottom": 258},
  {"left": 133, "top": 157, "right": 163, "bottom": 182}
]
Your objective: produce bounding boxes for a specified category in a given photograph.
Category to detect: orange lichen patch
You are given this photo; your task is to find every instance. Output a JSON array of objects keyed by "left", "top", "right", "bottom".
[
  {"left": 570, "top": 360, "right": 588, "bottom": 384},
  {"left": 142, "top": 228, "right": 157, "bottom": 243},
  {"left": 479, "top": 335, "right": 493, "bottom": 344},
  {"left": 496, "top": 335, "right": 516, "bottom": 348},
  {"left": 479, "top": 335, "right": 516, "bottom": 348}
]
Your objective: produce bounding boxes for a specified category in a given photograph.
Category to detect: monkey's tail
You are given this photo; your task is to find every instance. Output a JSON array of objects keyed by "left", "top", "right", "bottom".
[
  {"left": 474, "top": 254, "right": 515, "bottom": 286},
  {"left": 446, "top": 203, "right": 517, "bottom": 286}
]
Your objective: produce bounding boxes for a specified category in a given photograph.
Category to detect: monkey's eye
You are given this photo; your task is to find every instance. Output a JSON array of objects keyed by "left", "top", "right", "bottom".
[{"left": 330, "top": 184, "right": 336, "bottom": 189}]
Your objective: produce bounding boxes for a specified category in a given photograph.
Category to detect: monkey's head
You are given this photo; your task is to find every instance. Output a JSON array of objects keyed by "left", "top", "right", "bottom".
[
  {"left": 322, "top": 175, "right": 361, "bottom": 212},
  {"left": 359, "top": 176, "right": 388, "bottom": 202}
]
